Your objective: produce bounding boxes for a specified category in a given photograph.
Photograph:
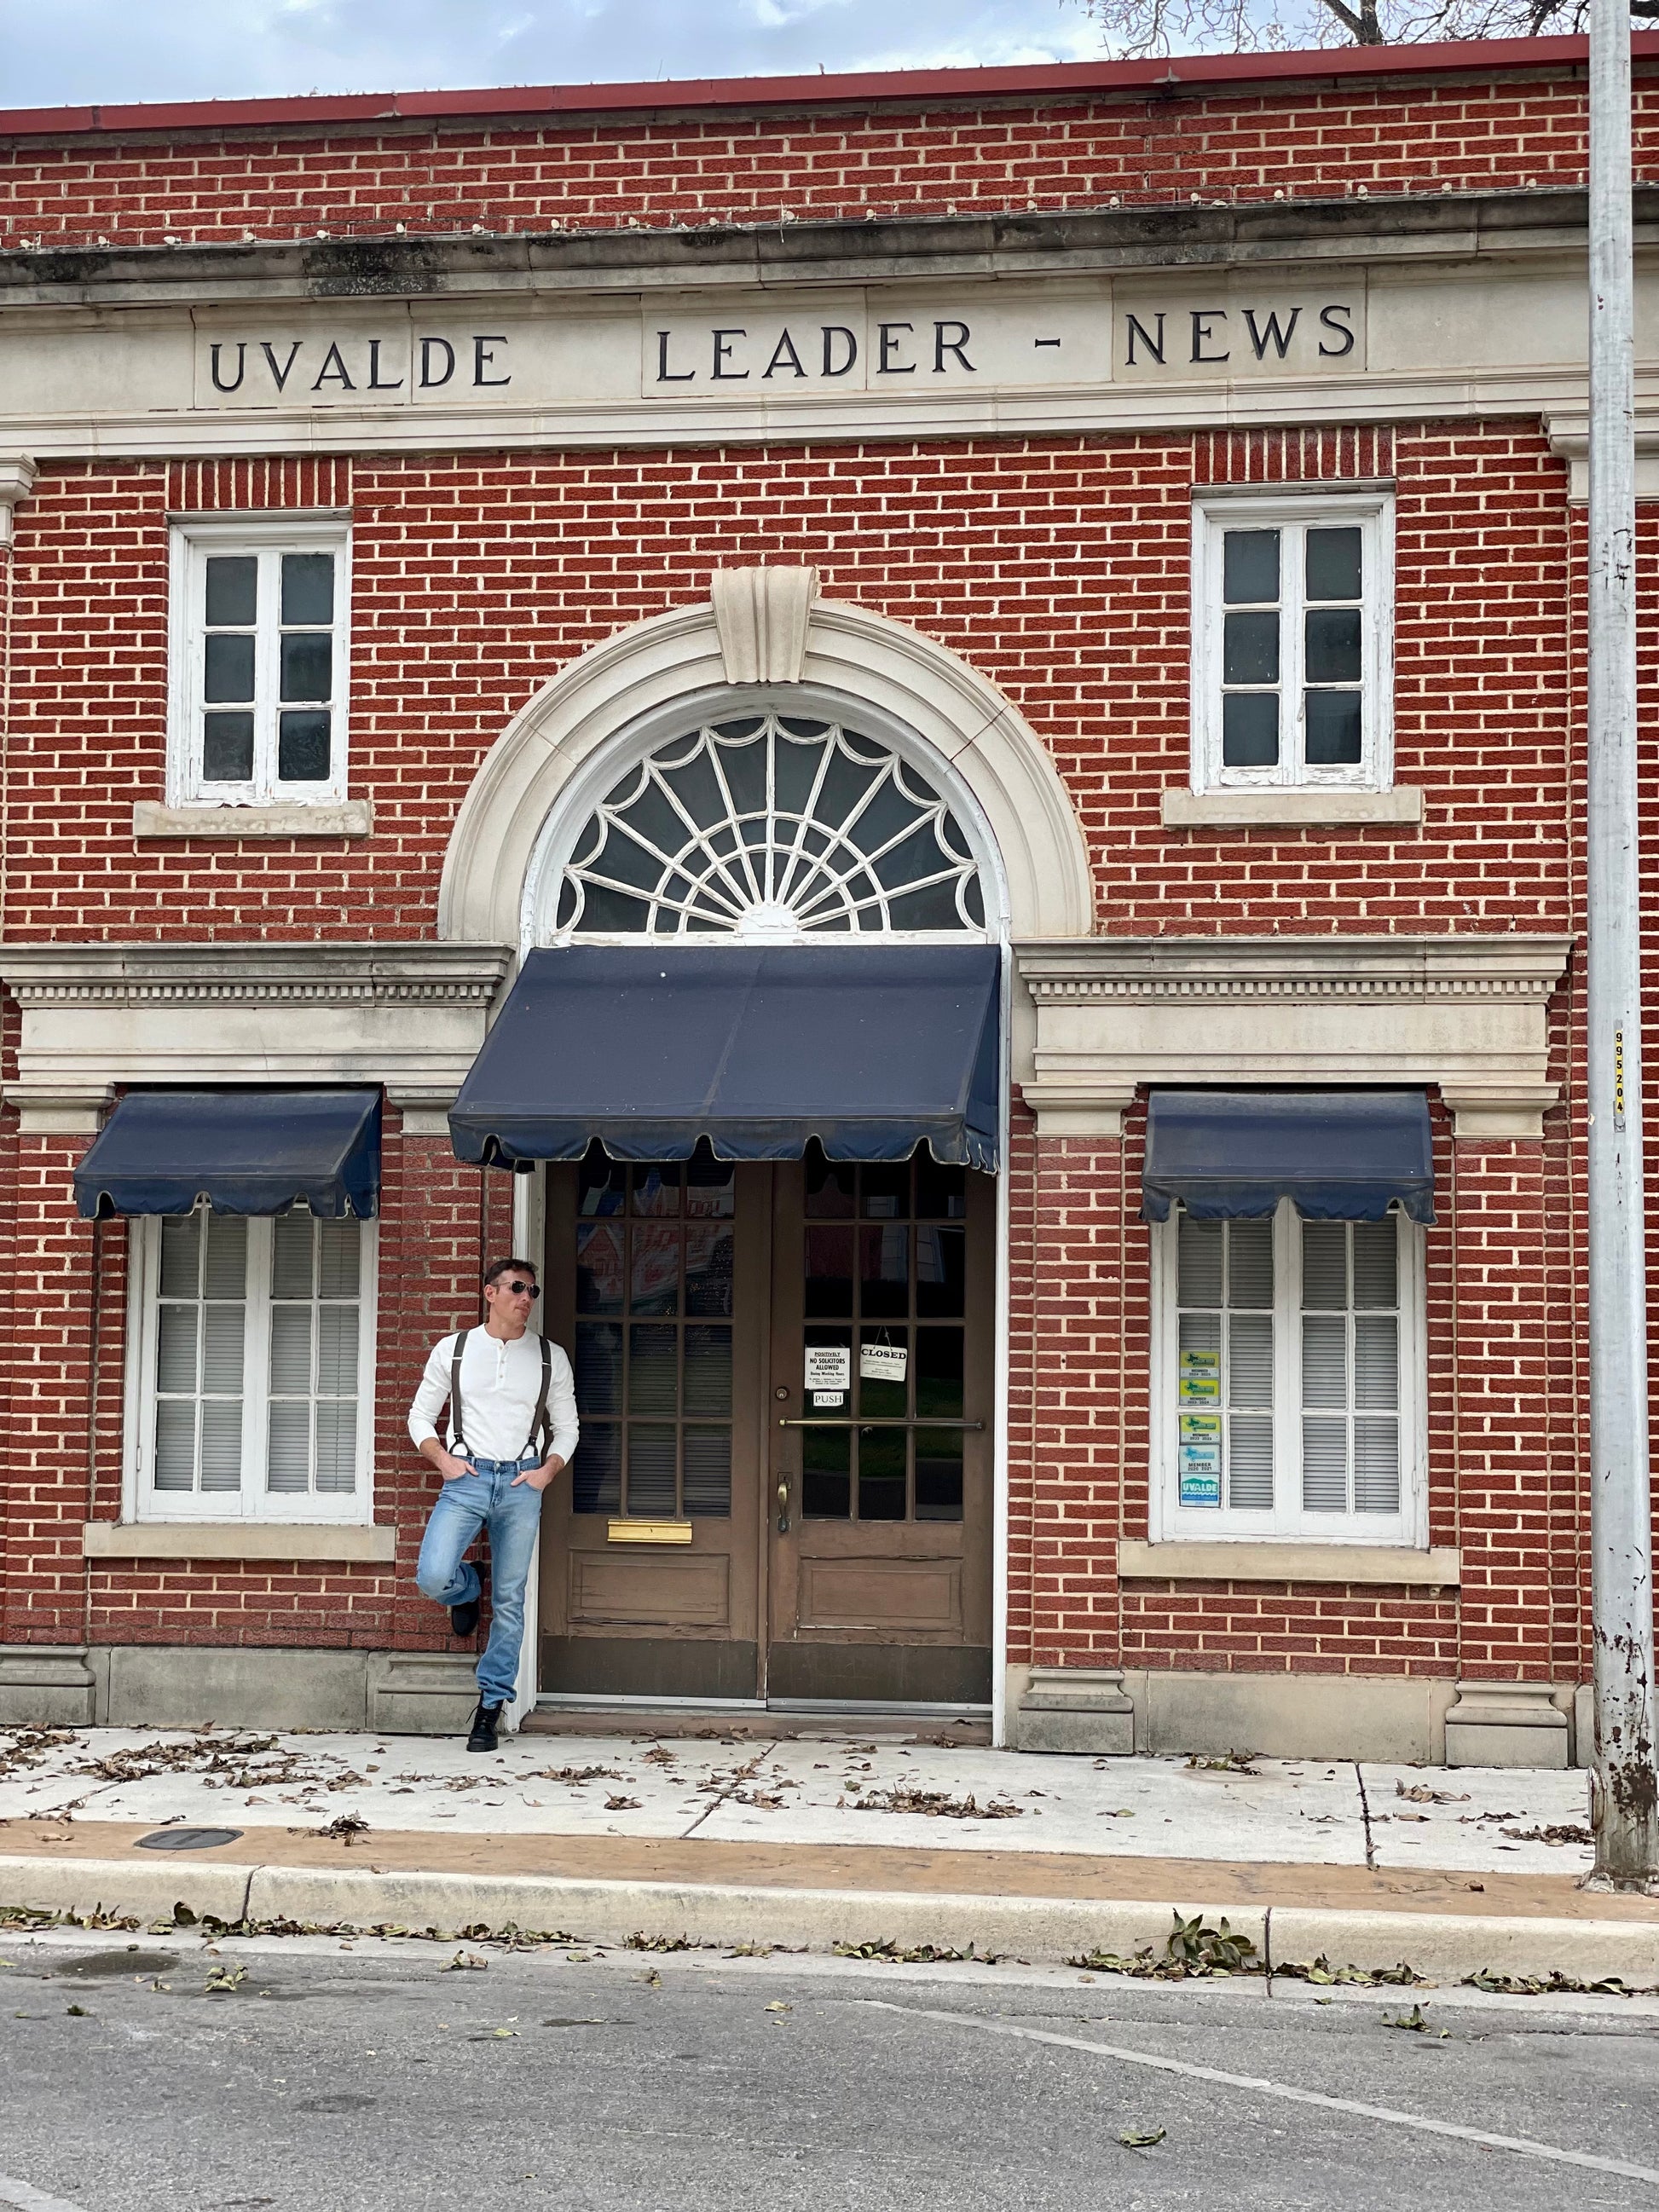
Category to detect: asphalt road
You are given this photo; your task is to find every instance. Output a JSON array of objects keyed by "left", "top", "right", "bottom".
[{"left": 2, "top": 1931, "right": 1657, "bottom": 2211}]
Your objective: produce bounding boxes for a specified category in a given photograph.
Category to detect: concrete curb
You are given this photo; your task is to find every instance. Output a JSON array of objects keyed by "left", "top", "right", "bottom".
[
  {"left": 1269, "top": 1907, "right": 1659, "bottom": 1985},
  {"left": 0, "top": 1857, "right": 253, "bottom": 1927},
  {"left": 3, "top": 1857, "right": 1655, "bottom": 1983},
  {"left": 240, "top": 1868, "right": 1218, "bottom": 1961}
]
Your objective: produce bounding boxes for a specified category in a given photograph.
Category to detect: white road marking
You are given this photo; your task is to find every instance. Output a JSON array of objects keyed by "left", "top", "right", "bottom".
[
  {"left": 0, "top": 2177, "right": 91, "bottom": 2212},
  {"left": 864, "top": 2001, "right": 1659, "bottom": 2186}
]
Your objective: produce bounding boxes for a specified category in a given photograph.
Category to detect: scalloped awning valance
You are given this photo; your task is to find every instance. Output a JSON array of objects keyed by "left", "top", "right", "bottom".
[
  {"left": 449, "top": 944, "right": 1001, "bottom": 1171},
  {"left": 1141, "top": 1089, "right": 1435, "bottom": 1224},
  {"left": 74, "top": 1088, "right": 381, "bottom": 1220}
]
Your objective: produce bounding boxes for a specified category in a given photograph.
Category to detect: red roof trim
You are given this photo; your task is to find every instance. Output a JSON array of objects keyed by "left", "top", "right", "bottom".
[{"left": 0, "top": 32, "right": 1640, "bottom": 145}]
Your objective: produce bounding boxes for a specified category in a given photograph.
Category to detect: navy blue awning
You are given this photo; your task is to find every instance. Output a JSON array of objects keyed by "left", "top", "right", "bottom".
[
  {"left": 75, "top": 1089, "right": 382, "bottom": 1220},
  {"left": 1142, "top": 1089, "right": 1435, "bottom": 1224},
  {"left": 449, "top": 944, "right": 1001, "bottom": 1171}
]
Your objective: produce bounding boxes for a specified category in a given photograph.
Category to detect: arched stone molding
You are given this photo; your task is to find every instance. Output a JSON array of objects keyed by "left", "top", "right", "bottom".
[{"left": 436, "top": 579, "right": 1095, "bottom": 947}]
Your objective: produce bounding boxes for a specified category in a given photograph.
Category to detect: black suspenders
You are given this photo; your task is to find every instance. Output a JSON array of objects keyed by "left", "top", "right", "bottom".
[
  {"left": 525, "top": 1334, "right": 553, "bottom": 1458},
  {"left": 448, "top": 1326, "right": 471, "bottom": 1454},
  {"left": 448, "top": 1328, "right": 554, "bottom": 1460}
]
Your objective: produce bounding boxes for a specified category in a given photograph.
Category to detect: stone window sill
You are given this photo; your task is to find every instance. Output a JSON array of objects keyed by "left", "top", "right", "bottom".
[
  {"left": 1161, "top": 788, "right": 1424, "bottom": 829},
  {"left": 82, "top": 1522, "right": 396, "bottom": 1562},
  {"left": 133, "top": 800, "right": 373, "bottom": 840},
  {"left": 1118, "top": 1539, "right": 1459, "bottom": 1587}
]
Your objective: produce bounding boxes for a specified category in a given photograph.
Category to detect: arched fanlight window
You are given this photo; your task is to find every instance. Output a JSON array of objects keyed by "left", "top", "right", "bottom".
[{"left": 552, "top": 711, "right": 987, "bottom": 939}]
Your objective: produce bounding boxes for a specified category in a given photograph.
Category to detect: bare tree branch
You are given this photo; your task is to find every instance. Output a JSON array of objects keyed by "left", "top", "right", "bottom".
[{"left": 1076, "top": 0, "right": 1638, "bottom": 55}]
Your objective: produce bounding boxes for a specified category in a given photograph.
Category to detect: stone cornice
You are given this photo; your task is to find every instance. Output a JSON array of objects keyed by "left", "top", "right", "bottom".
[
  {"left": 0, "top": 189, "right": 1639, "bottom": 311},
  {"left": 0, "top": 940, "right": 512, "bottom": 1007},
  {"left": 1014, "top": 932, "right": 1574, "bottom": 1142},
  {"left": 0, "top": 940, "right": 515, "bottom": 1129},
  {"left": 1544, "top": 407, "right": 1659, "bottom": 501},
  {"left": 1016, "top": 934, "right": 1574, "bottom": 1003},
  {"left": 0, "top": 452, "right": 35, "bottom": 546}
]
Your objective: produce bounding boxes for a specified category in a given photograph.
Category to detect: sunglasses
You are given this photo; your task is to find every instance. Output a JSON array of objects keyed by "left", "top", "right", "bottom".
[{"left": 495, "top": 1279, "right": 540, "bottom": 1299}]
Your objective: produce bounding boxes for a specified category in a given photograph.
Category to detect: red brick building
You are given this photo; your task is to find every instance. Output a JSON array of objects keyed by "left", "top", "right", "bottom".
[{"left": 0, "top": 34, "right": 1642, "bottom": 1762}]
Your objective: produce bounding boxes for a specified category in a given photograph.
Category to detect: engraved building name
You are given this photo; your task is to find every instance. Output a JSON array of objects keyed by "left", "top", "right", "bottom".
[{"left": 177, "top": 287, "right": 1367, "bottom": 411}]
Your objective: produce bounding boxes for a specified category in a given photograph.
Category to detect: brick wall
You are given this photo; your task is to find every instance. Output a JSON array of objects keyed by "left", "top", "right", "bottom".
[
  {"left": 1010, "top": 1100, "right": 1478, "bottom": 1684},
  {"left": 1, "top": 68, "right": 1656, "bottom": 248},
  {"left": 2, "top": 422, "right": 1577, "bottom": 945},
  {"left": 0, "top": 414, "right": 1605, "bottom": 1671},
  {"left": 0, "top": 1135, "right": 98, "bottom": 1646},
  {"left": 1, "top": 1108, "right": 515, "bottom": 1654},
  {"left": 0, "top": 58, "right": 1633, "bottom": 1686}
]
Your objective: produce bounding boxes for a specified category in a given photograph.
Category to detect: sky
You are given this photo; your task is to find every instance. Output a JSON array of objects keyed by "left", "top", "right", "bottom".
[{"left": 0, "top": 0, "right": 1105, "bottom": 108}]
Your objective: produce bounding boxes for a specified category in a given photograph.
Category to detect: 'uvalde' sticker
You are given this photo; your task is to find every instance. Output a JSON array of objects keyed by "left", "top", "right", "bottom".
[{"left": 1178, "top": 1413, "right": 1223, "bottom": 1508}]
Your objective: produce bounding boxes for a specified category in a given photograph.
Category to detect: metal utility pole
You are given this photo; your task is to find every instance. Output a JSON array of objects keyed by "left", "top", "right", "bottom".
[{"left": 1587, "top": 0, "right": 1659, "bottom": 1888}]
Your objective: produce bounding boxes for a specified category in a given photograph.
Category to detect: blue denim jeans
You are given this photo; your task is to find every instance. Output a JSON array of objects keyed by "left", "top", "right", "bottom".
[{"left": 415, "top": 1453, "right": 544, "bottom": 1709}]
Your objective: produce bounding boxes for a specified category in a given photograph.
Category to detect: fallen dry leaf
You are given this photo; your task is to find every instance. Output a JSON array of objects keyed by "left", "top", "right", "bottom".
[{"left": 851, "top": 1787, "right": 1023, "bottom": 1821}]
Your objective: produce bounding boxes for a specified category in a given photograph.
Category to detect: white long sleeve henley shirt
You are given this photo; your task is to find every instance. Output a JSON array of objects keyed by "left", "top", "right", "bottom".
[{"left": 408, "top": 1327, "right": 580, "bottom": 1466}]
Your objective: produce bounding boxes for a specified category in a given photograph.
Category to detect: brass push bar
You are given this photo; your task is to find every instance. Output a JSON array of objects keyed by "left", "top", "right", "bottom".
[{"left": 777, "top": 1417, "right": 985, "bottom": 1430}]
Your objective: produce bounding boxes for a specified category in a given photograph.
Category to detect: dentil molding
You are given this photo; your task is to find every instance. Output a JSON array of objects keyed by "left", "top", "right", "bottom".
[
  {"left": 1014, "top": 933, "right": 1574, "bottom": 1141},
  {"left": 0, "top": 940, "right": 513, "bottom": 1133}
]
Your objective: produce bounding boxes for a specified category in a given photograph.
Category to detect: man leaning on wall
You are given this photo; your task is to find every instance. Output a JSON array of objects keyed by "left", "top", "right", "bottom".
[{"left": 407, "top": 1257, "right": 579, "bottom": 1752}]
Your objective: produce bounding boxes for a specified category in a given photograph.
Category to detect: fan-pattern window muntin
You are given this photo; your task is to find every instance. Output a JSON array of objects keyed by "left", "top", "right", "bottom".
[
  {"left": 570, "top": 1144, "right": 737, "bottom": 1518},
  {"left": 800, "top": 1141, "right": 970, "bottom": 1526},
  {"left": 171, "top": 522, "right": 350, "bottom": 806},
  {"left": 1192, "top": 493, "right": 1392, "bottom": 794},
  {"left": 135, "top": 1204, "right": 374, "bottom": 1522},
  {"left": 553, "top": 713, "right": 986, "bottom": 939},
  {"left": 1156, "top": 1198, "right": 1422, "bottom": 1543}
]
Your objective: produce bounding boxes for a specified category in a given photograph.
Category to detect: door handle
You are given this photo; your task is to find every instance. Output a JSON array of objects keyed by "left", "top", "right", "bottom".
[
  {"left": 776, "top": 1479, "right": 789, "bottom": 1535},
  {"left": 777, "top": 1418, "right": 985, "bottom": 1430}
]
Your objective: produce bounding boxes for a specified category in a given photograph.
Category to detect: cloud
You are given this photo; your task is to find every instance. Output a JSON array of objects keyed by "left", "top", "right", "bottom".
[{"left": 0, "top": 0, "right": 1101, "bottom": 107}]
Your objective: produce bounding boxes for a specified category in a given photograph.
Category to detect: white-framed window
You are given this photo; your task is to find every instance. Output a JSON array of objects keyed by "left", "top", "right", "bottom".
[
  {"left": 167, "top": 517, "right": 351, "bottom": 806},
  {"left": 1190, "top": 488, "right": 1393, "bottom": 794},
  {"left": 1150, "top": 1200, "right": 1426, "bottom": 1545},
  {"left": 124, "top": 1204, "right": 376, "bottom": 1522}
]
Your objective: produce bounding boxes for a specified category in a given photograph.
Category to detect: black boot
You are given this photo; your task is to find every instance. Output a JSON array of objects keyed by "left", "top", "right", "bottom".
[{"left": 466, "top": 1701, "right": 505, "bottom": 1753}]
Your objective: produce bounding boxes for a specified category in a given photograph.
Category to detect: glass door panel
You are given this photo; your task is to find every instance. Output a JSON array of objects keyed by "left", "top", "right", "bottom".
[
  {"left": 797, "top": 1141, "right": 968, "bottom": 1525},
  {"left": 769, "top": 1144, "right": 994, "bottom": 1704},
  {"left": 541, "top": 1148, "right": 766, "bottom": 1703},
  {"left": 570, "top": 1146, "right": 735, "bottom": 1520}
]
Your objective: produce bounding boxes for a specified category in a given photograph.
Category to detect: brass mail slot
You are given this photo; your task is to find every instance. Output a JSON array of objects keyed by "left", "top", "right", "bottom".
[{"left": 606, "top": 1517, "right": 694, "bottom": 1546}]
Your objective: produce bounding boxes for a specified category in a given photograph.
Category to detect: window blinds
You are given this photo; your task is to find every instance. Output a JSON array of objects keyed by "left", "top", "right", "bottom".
[
  {"left": 1172, "top": 1203, "right": 1407, "bottom": 1528},
  {"left": 147, "top": 1203, "right": 366, "bottom": 1508}
]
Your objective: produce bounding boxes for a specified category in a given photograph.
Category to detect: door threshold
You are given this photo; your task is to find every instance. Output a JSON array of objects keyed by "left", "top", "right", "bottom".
[
  {"left": 523, "top": 1694, "right": 991, "bottom": 1744},
  {"left": 535, "top": 1693, "right": 767, "bottom": 1712},
  {"left": 766, "top": 1698, "right": 991, "bottom": 1717}
]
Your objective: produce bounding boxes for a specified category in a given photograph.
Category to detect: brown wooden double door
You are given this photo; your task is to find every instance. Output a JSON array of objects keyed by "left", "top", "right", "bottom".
[{"left": 540, "top": 1141, "right": 993, "bottom": 1704}]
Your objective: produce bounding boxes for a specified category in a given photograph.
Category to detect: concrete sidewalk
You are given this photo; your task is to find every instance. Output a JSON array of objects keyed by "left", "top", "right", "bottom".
[{"left": 3, "top": 1722, "right": 1648, "bottom": 1984}]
